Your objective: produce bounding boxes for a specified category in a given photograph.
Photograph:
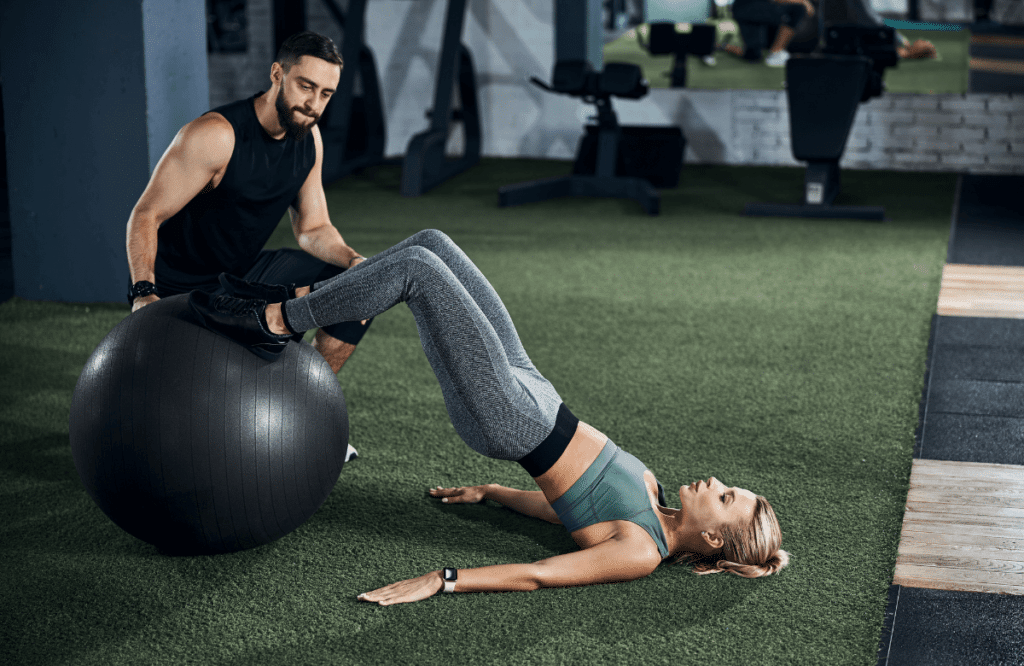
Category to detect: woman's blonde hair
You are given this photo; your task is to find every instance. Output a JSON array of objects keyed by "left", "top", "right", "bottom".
[{"left": 677, "top": 495, "right": 790, "bottom": 578}]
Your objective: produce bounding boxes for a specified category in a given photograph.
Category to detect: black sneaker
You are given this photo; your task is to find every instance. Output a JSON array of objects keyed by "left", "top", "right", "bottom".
[
  {"left": 218, "top": 273, "right": 295, "bottom": 303},
  {"left": 188, "top": 291, "right": 293, "bottom": 361},
  {"left": 218, "top": 274, "right": 305, "bottom": 343}
]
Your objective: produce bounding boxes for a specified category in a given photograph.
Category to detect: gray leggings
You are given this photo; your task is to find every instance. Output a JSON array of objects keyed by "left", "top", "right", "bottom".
[{"left": 283, "top": 229, "right": 568, "bottom": 463}]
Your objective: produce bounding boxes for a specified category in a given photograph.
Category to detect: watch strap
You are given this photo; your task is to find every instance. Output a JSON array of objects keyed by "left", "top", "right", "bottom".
[
  {"left": 128, "top": 280, "right": 157, "bottom": 305},
  {"left": 442, "top": 568, "right": 457, "bottom": 593}
]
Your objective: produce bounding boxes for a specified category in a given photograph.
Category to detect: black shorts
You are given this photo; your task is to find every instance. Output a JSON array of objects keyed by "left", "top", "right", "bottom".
[{"left": 147, "top": 248, "right": 372, "bottom": 345}]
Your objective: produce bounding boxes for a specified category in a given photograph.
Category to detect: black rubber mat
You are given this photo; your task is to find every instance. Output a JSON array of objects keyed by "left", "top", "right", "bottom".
[
  {"left": 947, "top": 175, "right": 1024, "bottom": 266},
  {"left": 880, "top": 29, "right": 1024, "bottom": 658},
  {"left": 882, "top": 587, "right": 1024, "bottom": 666}
]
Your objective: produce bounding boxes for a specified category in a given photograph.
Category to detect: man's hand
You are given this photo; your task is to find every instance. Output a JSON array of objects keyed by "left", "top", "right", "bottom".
[
  {"left": 132, "top": 294, "right": 160, "bottom": 313},
  {"left": 430, "top": 485, "right": 489, "bottom": 504},
  {"left": 358, "top": 570, "right": 444, "bottom": 606}
]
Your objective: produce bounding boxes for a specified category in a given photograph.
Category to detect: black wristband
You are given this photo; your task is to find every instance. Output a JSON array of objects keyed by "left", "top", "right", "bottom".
[{"left": 127, "top": 280, "right": 157, "bottom": 305}]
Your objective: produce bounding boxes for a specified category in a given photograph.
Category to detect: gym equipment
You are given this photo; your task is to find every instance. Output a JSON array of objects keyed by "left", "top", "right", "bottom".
[
  {"left": 744, "top": 0, "right": 900, "bottom": 221},
  {"left": 637, "top": 23, "right": 717, "bottom": 88},
  {"left": 314, "top": 0, "right": 480, "bottom": 196},
  {"left": 498, "top": 61, "right": 684, "bottom": 216},
  {"left": 616, "top": 0, "right": 716, "bottom": 88},
  {"left": 401, "top": 0, "right": 481, "bottom": 196},
  {"left": 315, "top": 0, "right": 400, "bottom": 183},
  {"left": 69, "top": 294, "right": 349, "bottom": 555}
]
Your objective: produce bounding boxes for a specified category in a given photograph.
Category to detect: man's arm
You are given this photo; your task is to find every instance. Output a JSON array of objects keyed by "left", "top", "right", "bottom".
[
  {"left": 126, "top": 115, "right": 234, "bottom": 308},
  {"left": 288, "top": 125, "right": 363, "bottom": 269}
]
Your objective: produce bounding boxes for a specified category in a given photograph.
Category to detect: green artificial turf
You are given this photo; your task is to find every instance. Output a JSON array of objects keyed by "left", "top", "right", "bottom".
[{"left": 0, "top": 159, "right": 955, "bottom": 665}]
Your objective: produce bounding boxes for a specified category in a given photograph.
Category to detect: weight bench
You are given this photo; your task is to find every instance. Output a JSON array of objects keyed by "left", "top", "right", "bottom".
[{"left": 498, "top": 60, "right": 683, "bottom": 216}]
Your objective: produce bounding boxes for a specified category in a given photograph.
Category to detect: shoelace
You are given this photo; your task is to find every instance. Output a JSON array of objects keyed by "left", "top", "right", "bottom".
[{"left": 212, "top": 294, "right": 264, "bottom": 316}]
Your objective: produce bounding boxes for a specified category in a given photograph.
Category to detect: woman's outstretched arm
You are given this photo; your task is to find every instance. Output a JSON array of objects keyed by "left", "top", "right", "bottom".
[
  {"left": 431, "top": 485, "right": 561, "bottom": 524},
  {"left": 357, "top": 538, "right": 660, "bottom": 606}
]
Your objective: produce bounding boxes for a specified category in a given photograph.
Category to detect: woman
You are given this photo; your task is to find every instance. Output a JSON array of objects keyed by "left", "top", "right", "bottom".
[{"left": 190, "top": 229, "right": 790, "bottom": 606}]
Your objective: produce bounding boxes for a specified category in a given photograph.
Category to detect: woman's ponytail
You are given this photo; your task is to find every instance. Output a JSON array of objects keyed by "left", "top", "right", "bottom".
[{"left": 677, "top": 496, "right": 790, "bottom": 578}]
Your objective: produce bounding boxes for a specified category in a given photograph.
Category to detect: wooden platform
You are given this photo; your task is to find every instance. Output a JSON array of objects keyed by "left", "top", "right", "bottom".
[
  {"left": 894, "top": 459, "right": 1024, "bottom": 595},
  {"left": 936, "top": 264, "right": 1024, "bottom": 319},
  {"left": 969, "top": 57, "right": 1024, "bottom": 75},
  {"left": 970, "top": 34, "right": 1024, "bottom": 48}
]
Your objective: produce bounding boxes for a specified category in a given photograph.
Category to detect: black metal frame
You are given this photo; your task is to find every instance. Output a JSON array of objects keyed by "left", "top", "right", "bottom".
[
  {"left": 498, "top": 62, "right": 661, "bottom": 216},
  {"left": 287, "top": 0, "right": 480, "bottom": 194},
  {"left": 306, "top": 0, "right": 400, "bottom": 184},
  {"left": 744, "top": 21, "right": 900, "bottom": 222},
  {"left": 636, "top": 22, "right": 716, "bottom": 88},
  {"left": 400, "top": 0, "right": 481, "bottom": 196}
]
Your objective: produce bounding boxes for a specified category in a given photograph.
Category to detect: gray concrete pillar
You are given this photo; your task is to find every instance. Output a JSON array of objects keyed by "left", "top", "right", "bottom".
[{"left": 0, "top": 0, "right": 209, "bottom": 303}]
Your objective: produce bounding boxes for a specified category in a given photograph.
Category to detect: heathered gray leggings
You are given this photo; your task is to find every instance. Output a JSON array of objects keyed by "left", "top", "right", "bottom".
[{"left": 283, "top": 229, "right": 566, "bottom": 463}]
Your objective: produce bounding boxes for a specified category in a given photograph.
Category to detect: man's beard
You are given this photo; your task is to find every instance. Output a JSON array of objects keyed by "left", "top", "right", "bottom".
[{"left": 274, "top": 85, "right": 318, "bottom": 141}]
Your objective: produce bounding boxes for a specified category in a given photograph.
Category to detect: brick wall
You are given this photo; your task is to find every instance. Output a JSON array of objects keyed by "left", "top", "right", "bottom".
[{"left": 727, "top": 90, "right": 1022, "bottom": 174}]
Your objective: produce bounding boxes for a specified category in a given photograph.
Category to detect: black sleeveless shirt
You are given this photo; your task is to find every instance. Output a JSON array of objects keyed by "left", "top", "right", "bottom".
[{"left": 154, "top": 91, "right": 316, "bottom": 293}]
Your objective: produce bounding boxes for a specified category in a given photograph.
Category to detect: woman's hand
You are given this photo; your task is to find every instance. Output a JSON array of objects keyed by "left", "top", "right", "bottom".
[
  {"left": 358, "top": 570, "right": 444, "bottom": 606},
  {"left": 803, "top": 0, "right": 815, "bottom": 17},
  {"left": 429, "top": 485, "right": 488, "bottom": 504}
]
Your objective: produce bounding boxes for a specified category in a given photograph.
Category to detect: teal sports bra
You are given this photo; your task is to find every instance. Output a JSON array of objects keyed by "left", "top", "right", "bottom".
[{"left": 550, "top": 439, "right": 671, "bottom": 560}]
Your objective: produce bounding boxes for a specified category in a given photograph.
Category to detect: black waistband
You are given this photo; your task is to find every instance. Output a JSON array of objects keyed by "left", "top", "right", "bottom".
[{"left": 518, "top": 403, "right": 580, "bottom": 478}]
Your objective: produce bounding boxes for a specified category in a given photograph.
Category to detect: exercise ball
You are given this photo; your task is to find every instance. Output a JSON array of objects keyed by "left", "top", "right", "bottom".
[{"left": 69, "top": 294, "right": 349, "bottom": 555}]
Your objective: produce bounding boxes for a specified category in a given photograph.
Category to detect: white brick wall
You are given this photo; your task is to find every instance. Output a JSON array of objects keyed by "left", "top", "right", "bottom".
[{"left": 722, "top": 90, "right": 1023, "bottom": 175}]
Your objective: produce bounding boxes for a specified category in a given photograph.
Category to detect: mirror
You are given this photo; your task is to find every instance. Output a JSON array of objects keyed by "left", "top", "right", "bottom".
[{"left": 602, "top": 0, "right": 970, "bottom": 94}]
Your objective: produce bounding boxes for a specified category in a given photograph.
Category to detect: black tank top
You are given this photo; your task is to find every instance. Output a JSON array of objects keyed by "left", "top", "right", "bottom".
[{"left": 154, "top": 91, "right": 316, "bottom": 293}]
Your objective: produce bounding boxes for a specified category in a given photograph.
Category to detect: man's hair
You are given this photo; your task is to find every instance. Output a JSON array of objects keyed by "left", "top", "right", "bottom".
[{"left": 275, "top": 31, "right": 343, "bottom": 74}]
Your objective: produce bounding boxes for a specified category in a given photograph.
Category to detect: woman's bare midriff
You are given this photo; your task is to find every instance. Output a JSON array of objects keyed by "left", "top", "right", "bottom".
[
  {"left": 533, "top": 421, "right": 665, "bottom": 552},
  {"left": 532, "top": 420, "right": 608, "bottom": 503}
]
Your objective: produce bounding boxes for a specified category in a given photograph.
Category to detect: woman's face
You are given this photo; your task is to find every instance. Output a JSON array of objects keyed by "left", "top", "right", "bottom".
[{"left": 678, "top": 477, "right": 758, "bottom": 535}]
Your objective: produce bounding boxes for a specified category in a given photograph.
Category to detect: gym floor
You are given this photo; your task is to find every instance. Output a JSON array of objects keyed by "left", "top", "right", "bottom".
[
  {"left": 0, "top": 17, "right": 1019, "bottom": 666},
  {"left": 875, "top": 19, "right": 1024, "bottom": 666}
]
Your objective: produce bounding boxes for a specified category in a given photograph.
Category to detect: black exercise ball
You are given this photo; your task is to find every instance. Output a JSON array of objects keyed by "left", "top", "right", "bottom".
[{"left": 70, "top": 293, "right": 349, "bottom": 555}]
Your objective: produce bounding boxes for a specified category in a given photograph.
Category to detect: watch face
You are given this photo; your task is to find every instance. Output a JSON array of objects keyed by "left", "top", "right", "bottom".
[{"left": 444, "top": 568, "right": 457, "bottom": 581}]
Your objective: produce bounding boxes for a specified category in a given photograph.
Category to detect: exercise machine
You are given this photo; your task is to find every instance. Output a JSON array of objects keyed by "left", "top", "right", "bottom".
[
  {"left": 313, "top": 0, "right": 481, "bottom": 196},
  {"left": 638, "top": 0, "right": 718, "bottom": 88},
  {"left": 401, "top": 0, "right": 481, "bottom": 197},
  {"left": 744, "top": 0, "right": 899, "bottom": 221},
  {"left": 637, "top": 22, "right": 717, "bottom": 88},
  {"left": 315, "top": 0, "right": 400, "bottom": 184},
  {"left": 498, "top": 61, "right": 684, "bottom": 216}
]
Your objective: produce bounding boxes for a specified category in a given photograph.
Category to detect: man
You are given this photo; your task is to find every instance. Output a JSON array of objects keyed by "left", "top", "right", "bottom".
[{"left": 126, "top": 31, "right": 371, "bottom": 376}]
